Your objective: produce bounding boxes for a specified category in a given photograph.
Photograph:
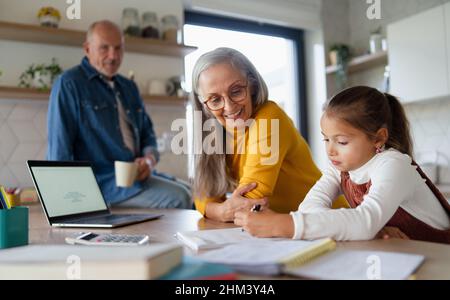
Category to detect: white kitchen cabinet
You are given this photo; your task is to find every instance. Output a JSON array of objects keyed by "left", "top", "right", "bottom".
[
  {"left": 387, "top": 5, "right": 449, "bottom": 103},
  {"left": 445, "top": 3, "right": 450, "bottom": 96}
]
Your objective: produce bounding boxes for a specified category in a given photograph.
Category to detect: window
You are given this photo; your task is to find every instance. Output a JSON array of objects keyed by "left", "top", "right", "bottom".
[{"left": 183, "top": 11, "right": 308, "bottom": 139}]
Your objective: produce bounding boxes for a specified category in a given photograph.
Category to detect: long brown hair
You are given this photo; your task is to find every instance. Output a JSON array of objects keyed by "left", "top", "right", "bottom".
[
  {"left": 324, "top": 86, "right": 413, "bottom": 157},
  {"left": 191, "top": 47, "right": 269, "bottom": 199}
]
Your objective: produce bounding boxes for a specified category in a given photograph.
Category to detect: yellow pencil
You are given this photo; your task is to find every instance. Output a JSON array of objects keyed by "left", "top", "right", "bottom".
[{"left": 0, "top": 186, "right": 12, "bottom": 209}]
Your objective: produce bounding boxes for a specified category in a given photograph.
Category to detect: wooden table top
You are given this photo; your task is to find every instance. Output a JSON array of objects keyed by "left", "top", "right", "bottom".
[{"left": 27, "top": 204, "right": 450, "bottom": 279}]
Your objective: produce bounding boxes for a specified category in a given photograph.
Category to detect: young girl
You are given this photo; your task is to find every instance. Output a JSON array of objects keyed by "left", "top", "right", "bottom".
[{"left": 234, "top": 86, "right": 450, "bottom": 244}]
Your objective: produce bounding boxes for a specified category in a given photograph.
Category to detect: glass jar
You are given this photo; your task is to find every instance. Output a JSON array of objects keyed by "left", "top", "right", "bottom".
[
  {"left": 161, "top": 15, "right": 181, "bottom": 43},
  {"left": 141, "top": 11, "right": 159, "bottom": 39},
  {"left": 369, "top": 33, "right": 383, "bottom": 54},
  {"left": 122, "top": 8, "right": 140, "bottom": 37}
]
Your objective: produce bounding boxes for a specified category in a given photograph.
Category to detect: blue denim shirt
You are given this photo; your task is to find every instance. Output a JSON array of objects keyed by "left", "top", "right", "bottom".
[{"left": 47, "top": 57, "right": 159, "bottom": 204}]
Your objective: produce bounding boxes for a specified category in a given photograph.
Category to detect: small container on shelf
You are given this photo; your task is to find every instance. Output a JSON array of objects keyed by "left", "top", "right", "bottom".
[
  {"left": 370, "top": 33, "right": 383, "bottom": 54},
  {"left": 141, "top": 11, "right": 160, "bottom": 39},
  {"left": 161, "top": 15, "right": 181, "bottom": 44},
  {"left": 122, "top": 8, "right": 141, "bottom": 37}
]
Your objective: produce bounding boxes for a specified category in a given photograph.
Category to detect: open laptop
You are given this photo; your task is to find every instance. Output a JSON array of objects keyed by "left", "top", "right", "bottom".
[{"left": 27, "top": 160, "right": 162, "bottom": 228}]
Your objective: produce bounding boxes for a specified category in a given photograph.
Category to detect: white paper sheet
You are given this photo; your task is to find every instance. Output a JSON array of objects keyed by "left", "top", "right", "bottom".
[
  {"left": 285, "top": 249, "right": 424, "bottom": 280},
  {"left": 175, "top": 227, "right": 283, "bottom": 251}
]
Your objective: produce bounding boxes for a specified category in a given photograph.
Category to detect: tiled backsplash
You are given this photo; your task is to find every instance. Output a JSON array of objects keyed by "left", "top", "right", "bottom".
[
  {"left": 404, "top": 99, "right": 450, "bottom": 184},
  {"left": 0, "top": 100, "right": 188, "bottom": 188}
]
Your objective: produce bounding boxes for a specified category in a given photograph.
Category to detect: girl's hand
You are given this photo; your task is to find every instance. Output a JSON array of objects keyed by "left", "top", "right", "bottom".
[
  {"left": 219, "top": 183, "right": 268, "bottom": 222},
  {"left": 234, "top": 208, "right": 294, "bottom": 238},
  {"left": 376, "top": 226, "right": 410, "bottom": 240}
]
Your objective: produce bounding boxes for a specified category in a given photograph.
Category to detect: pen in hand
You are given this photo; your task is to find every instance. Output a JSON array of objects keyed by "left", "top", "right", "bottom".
[
  {"left": 251, "top": 204, "right": 261, "bottom": 212},
  {"left": 241, "top": 204, "right": 262, "bottom": 232}
]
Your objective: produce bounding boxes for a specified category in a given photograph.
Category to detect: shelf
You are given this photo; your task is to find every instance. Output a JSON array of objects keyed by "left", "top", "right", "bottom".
[
  {"left": 0, "top": 86, "right": 188, "bottom": 106},
  {"left": 141, "top": 94, "right": 189, "bottom": 106},
  {"left": 0, "top": 86, "right": 49, "bottom": 101},
  {"left": 0, "top": 21, "right": 197, "bottom": 57},
  {"left": 326, "top": 51, "right": 388, "bottom": 75}
]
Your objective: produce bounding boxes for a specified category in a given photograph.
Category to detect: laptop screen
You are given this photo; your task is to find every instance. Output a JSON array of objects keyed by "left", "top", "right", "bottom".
[{"left": 30, "top": 165, "right": 108, "bottom": 218}]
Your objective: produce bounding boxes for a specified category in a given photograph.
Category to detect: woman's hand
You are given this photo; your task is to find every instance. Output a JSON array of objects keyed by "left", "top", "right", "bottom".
[
  {"left": 234, "top": 208, "right": 294, "bottom": 238},
  {"left": 219, "top": 183, "right": 268, "bottom": 222},
  {"left": 376, "top": 226, "right": 410, "bottom": 240}
]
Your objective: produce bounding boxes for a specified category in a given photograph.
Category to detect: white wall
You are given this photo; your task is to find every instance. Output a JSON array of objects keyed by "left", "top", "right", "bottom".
[
  {"left": 304, "top": 29, "right": 329, "bottom": 170},
  {"left": 321, "top": 0, "right": 350, "bottom": 58},
  {"left": 184, "top": 0, "right": 323, "bottom": 30},
  {"left": 0, "top": 0, "right": 188, "bottom": 187}
]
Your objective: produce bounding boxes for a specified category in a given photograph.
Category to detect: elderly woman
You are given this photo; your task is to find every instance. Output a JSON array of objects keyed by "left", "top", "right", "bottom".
[{"left": 191, "top": 47, "right": 347, "bottom": 223}]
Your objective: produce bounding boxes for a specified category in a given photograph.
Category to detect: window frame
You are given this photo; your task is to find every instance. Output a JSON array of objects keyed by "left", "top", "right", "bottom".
[{"left": 184, "top": 11, "right": 309, "bottom": 141}]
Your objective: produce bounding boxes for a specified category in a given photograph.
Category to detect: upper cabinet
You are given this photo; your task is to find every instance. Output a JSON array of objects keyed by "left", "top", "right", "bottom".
[
  {"left": 387, "top": 5, "right": 449, "bottom": 103},
  {"left": 445, "top": 3, "right": 450, "bottom": 97}
]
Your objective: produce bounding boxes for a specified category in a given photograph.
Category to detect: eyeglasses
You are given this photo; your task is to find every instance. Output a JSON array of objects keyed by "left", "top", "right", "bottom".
[{"left": 200, "top": 83, "right": 248, "bottom": 111}]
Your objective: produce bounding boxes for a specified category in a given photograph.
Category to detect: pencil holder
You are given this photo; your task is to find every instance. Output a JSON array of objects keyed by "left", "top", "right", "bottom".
[{"left": 0, "top": 206, "right": 29, "bottom": 249}]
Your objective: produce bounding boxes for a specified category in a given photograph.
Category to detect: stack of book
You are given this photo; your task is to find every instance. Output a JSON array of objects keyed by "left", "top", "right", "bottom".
[{"left": 0, "top": 244, "right": 184, "bottom": 279}]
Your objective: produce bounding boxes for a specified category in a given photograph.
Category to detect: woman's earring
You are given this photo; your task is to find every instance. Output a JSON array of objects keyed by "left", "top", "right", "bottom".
[{"left": 376, "top": 145, "right": 385, "bottom": 154}]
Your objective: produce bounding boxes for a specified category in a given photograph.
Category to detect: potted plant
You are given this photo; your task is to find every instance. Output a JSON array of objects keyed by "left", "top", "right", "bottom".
[
  {"left": 37, "top": 7, "right": 61, "bottom": 28},
  {"left": 329, "top": 44, "right": 351, "bottom": 89},
  {"left": 19, "top": 58, "right": 63, "bottom": 91}
]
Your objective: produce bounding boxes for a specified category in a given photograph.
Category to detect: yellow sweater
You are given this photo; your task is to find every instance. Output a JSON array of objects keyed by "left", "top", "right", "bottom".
[{"left": 195, "top": 101, "right": 348, "bottom": 215}]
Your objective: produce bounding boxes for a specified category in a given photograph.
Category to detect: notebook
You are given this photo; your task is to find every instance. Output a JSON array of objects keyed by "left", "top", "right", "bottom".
[
  {"left": 0, "top": 243, "right": 182, "bottom": 280},
  {"left": 196, "top": 241, "right": 424, "bottom": 279},
  {"left": 175, "top": 227, "right": 284, "bottom": 251},
  {"left": 196, "top": 238, "right": 337, "bottom": 276}
]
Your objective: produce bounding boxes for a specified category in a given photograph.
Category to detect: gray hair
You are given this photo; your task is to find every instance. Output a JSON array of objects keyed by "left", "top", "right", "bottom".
[
  {"left": 192, "top": 47, "right": 268, "bottom": 116},
  {"left": 86, "top": 20, "right": 123, "bottom": 43},
  {"left": 191, "top": 47, "right": 269, "bottom": 199}
]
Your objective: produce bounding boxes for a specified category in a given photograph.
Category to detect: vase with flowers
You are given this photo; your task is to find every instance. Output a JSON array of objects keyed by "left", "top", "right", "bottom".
[
  {"left": 19, "top": 58, "right": 63, "bottom": 91},
  {"left": 37, "top": 7, "right": 61, "bottom": 28}
]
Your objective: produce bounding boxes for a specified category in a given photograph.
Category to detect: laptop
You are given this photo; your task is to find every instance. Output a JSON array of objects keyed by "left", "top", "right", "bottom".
[{"left": 27, "top": 160, "right": 163, "bottom": 228}]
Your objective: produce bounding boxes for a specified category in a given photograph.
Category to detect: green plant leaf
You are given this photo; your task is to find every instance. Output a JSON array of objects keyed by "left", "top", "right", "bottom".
[{"left": 18, "top": 58, "right": 63, "bottom": 89}]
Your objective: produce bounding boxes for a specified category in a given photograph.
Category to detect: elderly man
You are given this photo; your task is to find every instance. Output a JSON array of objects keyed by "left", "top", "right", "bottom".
[{"left": 47, "top": 20, "right": 191, "bottom": 208}]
